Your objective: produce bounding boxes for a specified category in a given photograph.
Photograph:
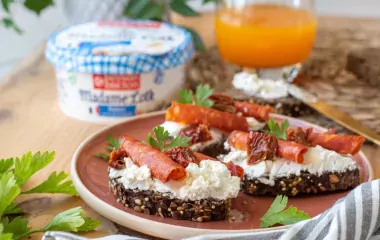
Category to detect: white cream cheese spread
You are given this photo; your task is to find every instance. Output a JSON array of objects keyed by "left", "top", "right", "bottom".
[
  {"left": 221, "top": 144, "right": 358, "bottom": 186},
  {"left": 232, "top": 71, "right": 289, "bottom": 99},
  {"left": 109, "top": 158, "right": 240, "bottom": 201},
  {"left": 246, "top": 117, "right": 266, "bottom": 131}
]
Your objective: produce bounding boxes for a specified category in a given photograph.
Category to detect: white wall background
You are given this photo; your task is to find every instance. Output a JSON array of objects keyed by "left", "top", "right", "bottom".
[{"left": 1, "top": 0, "right": 380, "bottom": 79}]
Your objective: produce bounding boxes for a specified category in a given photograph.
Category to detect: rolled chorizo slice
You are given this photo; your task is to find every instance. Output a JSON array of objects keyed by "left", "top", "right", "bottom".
[
  {"left": 277, "top": 140, "right": 309, "bottom": 164},
  {"left": 234, "top": 101, "right": 273, "bottom": 121},
  {"left": 121, "top": 137, "right": 186, "bottom": 183},
  {"left": 166, "top": 102, "right": 249, "bottom": 132},
  {"left": 307, "top": 132, "right": 365, "bottom": 155},
  {"left": 193, "top": 152, "right": 217, "bottom": 161},
  {"left": 227, "top": 131, "right": 249, "bottom": 151}
]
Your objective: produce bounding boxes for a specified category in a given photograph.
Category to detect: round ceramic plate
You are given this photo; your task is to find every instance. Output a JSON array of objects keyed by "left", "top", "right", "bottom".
[{"left": 71, "top": 111, "right": 373, "bottom": 239}]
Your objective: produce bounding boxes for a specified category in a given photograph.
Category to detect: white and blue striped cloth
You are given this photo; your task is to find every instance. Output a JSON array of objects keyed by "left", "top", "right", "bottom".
[
  {"left": 187, "top": 179, "right": 380, "bottom": 240},
  {"left": 43, "top": 180, "right": 380, "bottom": 240}
]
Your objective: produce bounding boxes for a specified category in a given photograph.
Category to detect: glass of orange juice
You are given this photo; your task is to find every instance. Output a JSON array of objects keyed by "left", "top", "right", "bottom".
[{"left": 215, "top": 0, "right": 317, "bottom": 94}]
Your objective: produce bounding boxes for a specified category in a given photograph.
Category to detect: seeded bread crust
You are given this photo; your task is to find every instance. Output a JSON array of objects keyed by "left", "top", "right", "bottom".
[
  {"left": 109, "top": 178, "right": 231, "bottom": 222},
  {"left": 241, "top": 169, "right": 360, "bottom": 197}
]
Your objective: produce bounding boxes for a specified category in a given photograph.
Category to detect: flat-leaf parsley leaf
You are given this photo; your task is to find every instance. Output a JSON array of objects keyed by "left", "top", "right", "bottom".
[
  {"left": 177, "top": 84, "right": 214, "bottom": 108},
  {"left": 264, "top": 119, "right": 290, "bottom": 140},
  {"left": 21, "top": 171, "right": 77, "bottom": 195},
  {"left": 0, "top": 172, "right": 20, "bottom": 216},
  {"left": 260, "top": 195, "right": 310, "bottom": 228},
  {"left": 40, "top": 207, "right": 100, "bottom": 232},
  {"left": 95, "top": 135, "right": 122, "bottom": 160},
  {"left": 13, "top": 151, "right": 55, "bottom": 186},
  {"left": 178, "top": 89, "right": 193, "bottom": 104},
  {"left": 194, "top": 84, "right": 214, "bottom": 107},
  {"left": 0, "top": 151, "right": 100, "bottom": 238},
  {"left": 0, "top": 217, "right": 30, "bottom": 239},
  {"left": 147, "top": 126, "right": 191, "bottom": 152}
]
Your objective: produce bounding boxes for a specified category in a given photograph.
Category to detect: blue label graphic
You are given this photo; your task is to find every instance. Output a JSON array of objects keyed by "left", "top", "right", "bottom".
[
  {"left": 97, "top": 105, "right": 136, "bottom": 117},
  {"left": 78, "top": 41, "right": 131, "bottom": 55},
  {"left": 79, "top": 41, "right": 131, "bottom": 48}
]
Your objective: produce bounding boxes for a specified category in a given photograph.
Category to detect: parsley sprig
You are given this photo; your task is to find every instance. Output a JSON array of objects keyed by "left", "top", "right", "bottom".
[
  {"left": 178, "top": 84, "right": 214, "bottom": 108},
  {"left": 260, "top": 195, "right": 310, "bottom": 228},
  {"left": 96, "top": 135, "right": 122, "bottom": 160},
  {"left": 264, "top": 119, "right": 290, "bottom": 140},
  {"left": 0, "top": 152, "right": 100, "bottom": 239},
  {"left": 147, "top": 126, "right": 191, "bottom": 152}
]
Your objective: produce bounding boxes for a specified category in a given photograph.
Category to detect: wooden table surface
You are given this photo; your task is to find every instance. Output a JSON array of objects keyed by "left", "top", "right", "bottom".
[{"left": 1, "top": 15, "right": 380, "bottom": 239}]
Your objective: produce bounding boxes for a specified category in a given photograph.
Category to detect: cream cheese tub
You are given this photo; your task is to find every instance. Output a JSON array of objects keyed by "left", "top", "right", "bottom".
[{"left": 45, "top": 20, "right": 194, "bottom": 123}]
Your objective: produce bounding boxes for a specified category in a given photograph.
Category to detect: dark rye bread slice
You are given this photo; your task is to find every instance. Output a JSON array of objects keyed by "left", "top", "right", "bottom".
[
  {"left": 241, "top": 169, "right": 360, "bottom": 197},
  {"left": 191, "top": 140, "right": 227, "bottom": 159},
  {"left": 167, "top": 132, "right": 227, "bottom": 159},
  {"left": 109, "top": 177, "right": 231, "bottom": 222},
  {"left": 224, "top": 88, "right": 315, "bottom": 118}
]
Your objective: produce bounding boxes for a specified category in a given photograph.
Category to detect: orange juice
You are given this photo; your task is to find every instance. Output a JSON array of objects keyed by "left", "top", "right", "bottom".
[{"left": 215, "top": 4, "right": 317, "bottom": 68}]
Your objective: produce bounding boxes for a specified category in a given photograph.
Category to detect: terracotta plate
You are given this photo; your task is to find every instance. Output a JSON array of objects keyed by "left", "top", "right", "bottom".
[{"left": 71, "top": 111, "right": 373, "bottom": 239}]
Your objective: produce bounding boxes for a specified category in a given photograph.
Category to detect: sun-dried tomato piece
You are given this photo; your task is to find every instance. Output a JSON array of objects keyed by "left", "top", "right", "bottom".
[
  {"left": 209, "top": 93, "right": 236, "bottom": 114},
  {"left": 165, "top": 146, "right": 200, "bottom": 168},
  {"left": 108, "top": 149, "right": 128, "bottom": 169},
  {"left": 226, "top": 161, "right": 245, "bottom": 179},
  {"left": 286, "top": 127, "right": 314, "bottom": 146},
  {"left": 179, "top": 124, "right": 213, "bottom": 145},
  {"left": 247, "top": 132, "right": 278, "bottom": 165}
]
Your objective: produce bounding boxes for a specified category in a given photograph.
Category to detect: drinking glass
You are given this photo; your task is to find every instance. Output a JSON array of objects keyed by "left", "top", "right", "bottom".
[{"left": 215, "top": 0, "right": 317, "bottom": 82}]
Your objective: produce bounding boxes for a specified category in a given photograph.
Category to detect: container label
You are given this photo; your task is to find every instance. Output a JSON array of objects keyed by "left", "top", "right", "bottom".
[
  {"left": 93, "top": 74, "right": 140, "bottom": 90},
  {"left": 55, "top": 65, "right": 184, "bottom": 123}
]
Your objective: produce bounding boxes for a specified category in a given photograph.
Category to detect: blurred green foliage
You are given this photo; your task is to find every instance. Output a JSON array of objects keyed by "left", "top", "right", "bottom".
[{"left": 1, "top": 0, "right": 220, "bottom": 51}]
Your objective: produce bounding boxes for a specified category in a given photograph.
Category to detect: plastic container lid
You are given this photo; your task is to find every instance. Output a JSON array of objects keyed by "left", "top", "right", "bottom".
[{"left": 45, "top": 20, "right": 194, "bottom": 75}]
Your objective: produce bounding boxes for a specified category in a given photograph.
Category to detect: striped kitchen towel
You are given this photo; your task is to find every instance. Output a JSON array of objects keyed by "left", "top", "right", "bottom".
[
  {"left": 43, "top": 180, "right": 380, "bottom": 240},
  {"left": 186, "top": 179, "right": 380, "bottom": 240}
]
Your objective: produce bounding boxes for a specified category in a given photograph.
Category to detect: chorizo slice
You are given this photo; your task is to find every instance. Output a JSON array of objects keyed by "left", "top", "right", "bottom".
[
  {"left": 166, "top": 102, "right": 249, "bottom": 132},
  {"left": 307, "top": 132, "right": 364, "bottom": 155},
  {"left": 277, "top": 140, "right": 308, "bottom": 164},
  {"left": 121, "top": 137, "right": 186, "bottom": 183},
  {"left": 234, "top": 101, "right": 273, "bottom": 121}
]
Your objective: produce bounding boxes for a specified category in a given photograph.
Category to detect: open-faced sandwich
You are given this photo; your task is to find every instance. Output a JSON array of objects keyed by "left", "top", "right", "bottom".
[
  {"left": 108, "top": 126, "right": 244, "bottom": 222},
  {"left": 161, "top": 84, "right": 274, "bottom": 158},
  {"left": 220, "top": 119, "right": 365, "bottom": 196}
]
